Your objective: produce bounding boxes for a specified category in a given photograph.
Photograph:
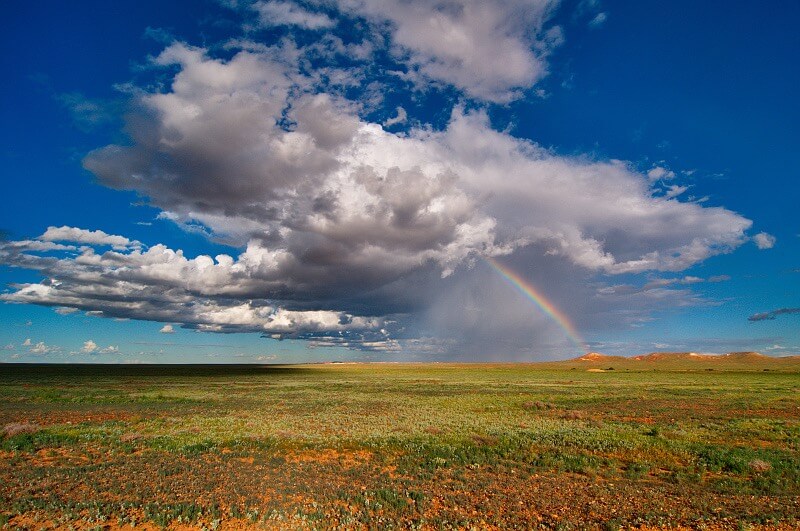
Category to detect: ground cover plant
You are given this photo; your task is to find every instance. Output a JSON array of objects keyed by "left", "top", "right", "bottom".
[{"left": 1, "top": 360, "right": 799, "bottom": 529}]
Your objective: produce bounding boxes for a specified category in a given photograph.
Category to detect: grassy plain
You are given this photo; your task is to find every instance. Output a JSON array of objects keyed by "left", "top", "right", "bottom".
[{"left": 1, "top": 359, "right": 799, "bottom": 529}]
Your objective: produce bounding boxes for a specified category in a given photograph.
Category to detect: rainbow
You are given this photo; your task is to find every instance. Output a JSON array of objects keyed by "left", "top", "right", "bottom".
[{"left": 485, "top": 256, "right": 586, "bottom": 352}]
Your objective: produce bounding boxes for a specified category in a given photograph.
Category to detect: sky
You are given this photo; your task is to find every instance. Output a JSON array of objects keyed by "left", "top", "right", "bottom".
[{"left": 1, "top": 0, "right": 798, "bottom": 363}]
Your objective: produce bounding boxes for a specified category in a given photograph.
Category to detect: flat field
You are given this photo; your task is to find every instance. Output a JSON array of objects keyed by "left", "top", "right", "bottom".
[{"left": 1, "top": 361, "right": 799, "bottom": 530}]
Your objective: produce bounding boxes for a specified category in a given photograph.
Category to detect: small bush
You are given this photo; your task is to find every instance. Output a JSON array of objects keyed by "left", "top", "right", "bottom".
[
  {"left": 644, "top": 427, "right": 660, "bottom": 437},
  {"left": 749, "top": 459, "right": 772, "bottom": 473},
  {"left": 471, "top": 434, "right": 498, "bottom": 446},
  {"left": 359, "top": 489, "right": 409, "bottom": 511},
  {"left": 119, "top": 432, "right": 143, "bottom": 443},
  {"left": 522, "top": 400, "right": 555, "bottom": 411},
  {"left": 2, "top": 422, "right": 40, "bottom": 437},
  {"left": 624, "top": 462, "right": 650, "bottom": 480}
]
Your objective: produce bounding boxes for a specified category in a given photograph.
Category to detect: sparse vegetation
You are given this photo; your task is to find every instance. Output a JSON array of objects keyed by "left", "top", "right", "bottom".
[{"left": 0, "top": 361, "right": 798, "bottom": 528}]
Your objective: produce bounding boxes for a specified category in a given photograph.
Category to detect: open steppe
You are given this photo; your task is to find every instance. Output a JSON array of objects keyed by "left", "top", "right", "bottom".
[{"left": 1, "top": 354, "right": 799, "bottom": 529}]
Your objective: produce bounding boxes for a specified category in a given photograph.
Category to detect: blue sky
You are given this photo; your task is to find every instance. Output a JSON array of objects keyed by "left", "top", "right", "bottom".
[{"left": 1, "top": 0, "right": 798, "bottom": 363}]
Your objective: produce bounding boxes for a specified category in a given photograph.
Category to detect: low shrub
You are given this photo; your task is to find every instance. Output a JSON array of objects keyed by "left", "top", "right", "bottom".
[{"left": 2, "top": 422, "right": 40, "bottom": 437}]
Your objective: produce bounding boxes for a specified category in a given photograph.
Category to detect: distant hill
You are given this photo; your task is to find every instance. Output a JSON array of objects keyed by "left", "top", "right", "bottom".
[
  {"left": 574, "top": 352, "right": 629, "bottom": 362},
  {"left": 631, "top": 351, "right": 771, "bottom": 362},
  {"left": 558, "top": 351, "right": 800, "bottom": 371},
  {"left": 632, "top": 352, "right": 709, "bottom": 361}
]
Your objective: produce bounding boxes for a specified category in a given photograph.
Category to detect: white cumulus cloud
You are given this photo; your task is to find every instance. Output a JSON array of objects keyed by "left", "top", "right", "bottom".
[
  {"left": 29, "top": 341, "right": 57, "bottom": 354},
  {"left": 339, "top": 0, "right": 562, "bottom": 101},
  {"left": 753, "top": 232, "right": 776, "bottom": 250},
  {"left": 82, "top": 340, "right": 98, "bottom": 353}
]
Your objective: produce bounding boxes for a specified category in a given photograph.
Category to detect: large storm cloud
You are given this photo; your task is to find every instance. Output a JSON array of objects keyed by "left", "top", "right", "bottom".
[{"left": 0, "top": 1, "right": 762, "bottom": 357}]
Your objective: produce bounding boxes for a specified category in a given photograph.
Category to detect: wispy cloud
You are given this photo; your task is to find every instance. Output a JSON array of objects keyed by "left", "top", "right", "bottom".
[
  {"left": 383, "top": 106, "right": 407, "bottom": 128},
  {"left": 56, "top": 92, "right": 117, "bottom": 131},
  {"left": 40, "top": 226, "right": 140, "bottom": 250},
  {"left": 252, "top": 0, "right": 334, "bottom": 30},
  {"left": 588, "top": 12, "right": 607, "bottom": 28},
  {"left": 749, "top": 308, "right": 800, "bottom": 322}
]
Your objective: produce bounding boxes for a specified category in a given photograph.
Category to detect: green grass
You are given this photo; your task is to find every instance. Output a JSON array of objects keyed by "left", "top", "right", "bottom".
[{"left": 1, "top": 362, "right": 799, "bottom": 528}]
